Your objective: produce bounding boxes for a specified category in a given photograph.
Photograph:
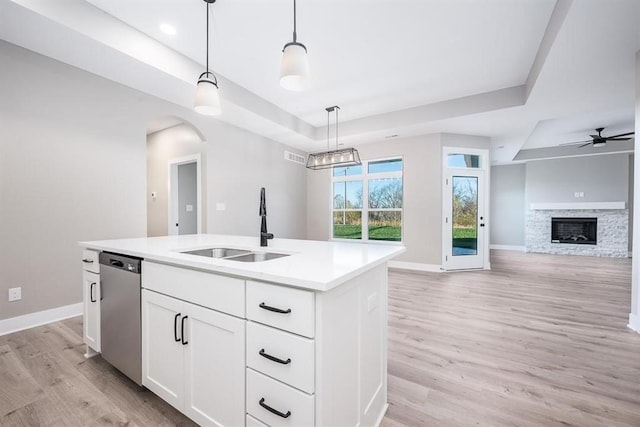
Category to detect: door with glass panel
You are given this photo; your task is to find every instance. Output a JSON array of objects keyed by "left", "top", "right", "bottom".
[{"left": 444, "top": 168, "right": 485, "bottom": 270}]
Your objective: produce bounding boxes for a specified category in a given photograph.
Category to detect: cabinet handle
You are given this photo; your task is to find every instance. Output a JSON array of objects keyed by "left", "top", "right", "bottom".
[
  {"left": 174, "top": 313, "right": 181, "bottom": 342},
  {"left": 82, "top": 258, "right": 94, "bottom": 264},
  {"left": 259, "top": 302, "right": 291, "bottom": 314},
  {"left": 259, "top": 349, "right": 291, "bottom": 365},
  {"left": 259, "top": 398, "right": 291, "bottom": 419},
  {"left": 90, "top": 282, "right": 97, "bottom": 303},
  {"left": 181, "top": 316, "right": 188, "bottom": 345}
]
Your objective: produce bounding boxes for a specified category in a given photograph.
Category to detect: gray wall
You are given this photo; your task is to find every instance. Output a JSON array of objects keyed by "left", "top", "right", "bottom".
[
  {"left": 490, "top": 164, "right": 526, "bottom": 246},
  {"left": 147, "top": 124, "right": 207, "bottom": 237},
  {"left": 178, "top": 162, "right": 197, "bottom": 235},
  {"left": 306, "top": 134, "right": 442, "bottom": 265},
  {"left": 0, "top": 40, "right": 308, "bottom": 322},
  {"left": 205, "top": 123, "right": 308, "bottom": 240},
  {"left": 526, "top": 155, "right": 630, "bottom": 204},
  {"left": 0, "top": 41, "right": 147, "bottom": 321}
]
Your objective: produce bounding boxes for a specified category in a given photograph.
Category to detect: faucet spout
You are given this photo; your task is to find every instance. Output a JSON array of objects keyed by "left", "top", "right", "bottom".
[{"left": 259, "top": 187, "right": 274, "bottom": 247}]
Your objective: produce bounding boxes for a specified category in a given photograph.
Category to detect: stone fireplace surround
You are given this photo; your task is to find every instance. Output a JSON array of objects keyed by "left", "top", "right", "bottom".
[{"left": 526, "top": 202, "right": 628, "bottom": 258}]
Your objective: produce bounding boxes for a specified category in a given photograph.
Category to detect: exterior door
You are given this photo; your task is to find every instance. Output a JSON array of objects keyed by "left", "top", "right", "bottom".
[{"left": 444, "top": 169, "right": 486, "bottom": 270}]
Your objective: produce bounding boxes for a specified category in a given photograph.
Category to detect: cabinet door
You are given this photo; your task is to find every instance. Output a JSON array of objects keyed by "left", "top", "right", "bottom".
[
  {"left": 184, "top": 302, "right": 246, "bottom": 427},
  {"left": 83, "top": 270, "right": 101, "bottom": 351},
  {"left": 142, "top": 290, "right": 185, "bottom": 411}
]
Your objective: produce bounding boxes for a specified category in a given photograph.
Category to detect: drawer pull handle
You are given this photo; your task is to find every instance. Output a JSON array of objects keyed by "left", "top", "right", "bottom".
[
  {"left": 259, "top": 348, "right": 291, "bottom": 365},
  {"left": 259, "top": 302, "right": 292, "bottom": 314},
  {"left": 174, "top": 313, "right": 181, "bottom": 342},
  {"left": 90, "top": 282, "right": 97, "bottom": 303},
  {"left": 181, "top": 316, "right": 189, "bottom": 345},
  {"left": 82, "top": 258, "right": 94, "bottom": 264},
  {"left": 259, "top": 398, "right": 291, "bottom": 419}
]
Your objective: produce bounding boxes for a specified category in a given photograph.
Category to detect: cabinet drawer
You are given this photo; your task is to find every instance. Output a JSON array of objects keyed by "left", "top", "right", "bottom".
[
  {"left": 81, "top": 249, "right": 100, "bottom": 273},
  {"left": 142, "top": 261, "right": 244, "bottom": 318},
  {"left": 246, "top": 281, "right": 314, "bottom": 338},
  {"left": 247, "top": 414, "right": 269, "bottom": 427},
  {"left": 247, "top": 368, "right": 314, "bottom": 427},
  {"left": 247, "top": 321, "right": 314, "bottom": 393}
]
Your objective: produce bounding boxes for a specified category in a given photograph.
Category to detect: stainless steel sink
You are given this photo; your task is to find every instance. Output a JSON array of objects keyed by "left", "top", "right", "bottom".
[
  {"left": 180, "top": 247, "right": 289, "bottom": 262},
  {"left": 226, "top": 252, "right": 290, "bottom": 262},
  {"left": 181, "top": 247, "right": 250, "bottom": 258}
]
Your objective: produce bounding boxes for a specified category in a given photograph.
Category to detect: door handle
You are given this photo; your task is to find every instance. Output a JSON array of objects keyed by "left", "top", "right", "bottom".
[
  {"left": 90, "top": 282, "right": 97, "bottom": 302},
  {"left": 259, "top": 398, "right": 291, "bottom": 419},
  {"left": 259, "top": 302, "right": 292, "bottom": 314},
  {"left": 259, "top": 348, "right": 292, "bottom": 365},
  {"left": 174, "top": 313, "right": 181, "bottom": 342},
  {"left": 181, "top": 316, "right": 188, "bottom": 345}
]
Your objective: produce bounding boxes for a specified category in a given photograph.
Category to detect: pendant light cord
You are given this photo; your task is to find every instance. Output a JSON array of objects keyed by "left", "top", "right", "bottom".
[
  {"left": 293, "top": 0, "right": 297, "bottom": 43},
  {"left": 206, "top": 2, "right": 210, "bottom": 73}
]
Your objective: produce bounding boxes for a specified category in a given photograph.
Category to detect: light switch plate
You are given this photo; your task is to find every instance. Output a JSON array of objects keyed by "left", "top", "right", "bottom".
[
  {"left": 8, "top": 287, "right": 21, "bottom": 302},
  {"left": 216, "top": 202, "right": 226, "bottom": 211},
  {"left": 367, "top": 292, "right": 378, "bottom": 312},
  {"left": 186, "top": 204, "right": 193, "bottom": 212}
]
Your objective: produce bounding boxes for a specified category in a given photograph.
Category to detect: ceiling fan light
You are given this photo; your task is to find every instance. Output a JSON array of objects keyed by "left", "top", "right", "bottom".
[
  {"left": 194, "top": 76, "right": 221, "bottom": 116},
  {"left": 592, "top": 141, "right": 606, "bottom": 148},
  {"left": 280, "top": 42, "right": 309, "bottom": 91}
]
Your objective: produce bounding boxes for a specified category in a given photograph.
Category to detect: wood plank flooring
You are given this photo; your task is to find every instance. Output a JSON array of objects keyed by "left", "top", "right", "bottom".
[
  {"left": 383, "top": 250, "right": 640, "bottom": 427},
  {"left": 0, "top": 250, "right": 639, "bottom": 426}
]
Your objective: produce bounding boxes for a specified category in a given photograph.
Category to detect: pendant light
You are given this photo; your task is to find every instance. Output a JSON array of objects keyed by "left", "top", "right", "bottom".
[
  {"left": 306, "top": 106, "right": 361, "bottom": 170},
  {"left": 194, "top": 0, "right": 221, "bottom": 115},
  {"left": 280, "top": 0, "right": 309, "bottom": 91}
]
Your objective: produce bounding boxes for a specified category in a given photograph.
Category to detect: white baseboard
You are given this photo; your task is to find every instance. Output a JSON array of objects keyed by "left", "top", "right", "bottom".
[
  {"left": 0, "top": 302, "right": 83, "bottom": 337},
  {"left": 490, "top": 244, "right": 526, "bottom": 251},
  {"left": 629, "top": 313, "right": 640, "bottom": 333},
  {"left": 388, "top": 261, "right": 442, "bottom": 272}
]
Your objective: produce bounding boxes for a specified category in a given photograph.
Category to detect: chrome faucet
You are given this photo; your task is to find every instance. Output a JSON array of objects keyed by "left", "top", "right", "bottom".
[{"left": 259, "top": 187, "right": 274, "bottom": 247}]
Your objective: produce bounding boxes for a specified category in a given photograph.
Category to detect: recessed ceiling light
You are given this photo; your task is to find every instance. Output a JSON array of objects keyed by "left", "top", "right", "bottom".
[
  {"left": 160, "top": 23, "right": 176, "bottom": 35},
  {"left": 385, "top": 134, "right": 399, "bottom": 139}
]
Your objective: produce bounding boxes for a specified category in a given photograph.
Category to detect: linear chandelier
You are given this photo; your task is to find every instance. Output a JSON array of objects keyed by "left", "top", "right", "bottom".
[
  {"left": 307, "top": 106, "right": 361, "bottom": 170},
  {"left": 194, "top": 0, "right": 221, "bottom": 116}
]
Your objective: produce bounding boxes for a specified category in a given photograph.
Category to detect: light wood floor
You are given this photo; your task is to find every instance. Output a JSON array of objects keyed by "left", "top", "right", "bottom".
[
  {"left": 1, "top": 250, "right": 639, "bottom": 426},
  {"left": 383, "top": 250, "right": 640, "bottom": 427}
]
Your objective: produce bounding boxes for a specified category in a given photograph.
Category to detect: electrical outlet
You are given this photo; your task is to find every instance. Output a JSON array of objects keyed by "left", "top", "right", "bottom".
[{"left": 8, "top": 287, "right": 21, "bottom": 302}]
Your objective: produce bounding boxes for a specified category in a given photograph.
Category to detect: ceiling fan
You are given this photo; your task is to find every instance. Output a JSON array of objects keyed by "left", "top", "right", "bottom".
[{"left": 560, "top": 127, "right": 635, "bottom": 148}]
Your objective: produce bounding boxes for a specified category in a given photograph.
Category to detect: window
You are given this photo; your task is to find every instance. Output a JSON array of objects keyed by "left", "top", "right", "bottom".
[
  {"left": 447, "top": 153, "right": 480, "bottom": 168},
  {"left": 332, "top": 158, "right": 403, "bottom": 242}
]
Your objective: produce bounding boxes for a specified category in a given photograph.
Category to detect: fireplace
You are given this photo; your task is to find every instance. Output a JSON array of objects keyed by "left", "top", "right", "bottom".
[{"left": 551, "top": 217, "right": 597, "bottom": 245}]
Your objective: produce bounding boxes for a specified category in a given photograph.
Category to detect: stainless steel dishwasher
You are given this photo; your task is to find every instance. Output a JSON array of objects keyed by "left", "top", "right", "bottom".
[{"left": 99, "top": 252, "right": 143, "bottom": 386}]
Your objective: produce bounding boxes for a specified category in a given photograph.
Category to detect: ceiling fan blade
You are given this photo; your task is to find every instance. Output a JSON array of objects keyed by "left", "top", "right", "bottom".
[
  {"left": 605, "top": 137, "right": 632, "bottom": 141},
  {"left": 606, "top": 132, "right": 635, "bottom": 139},
  {"left": 589, "top": 134, "right": 600, "bottom": 139},
  {"left": 558, "top": 139, "right": 592, "bottom": 146},
  {"left": 578, "top": 142, "right": 593, "bottom": 148}
]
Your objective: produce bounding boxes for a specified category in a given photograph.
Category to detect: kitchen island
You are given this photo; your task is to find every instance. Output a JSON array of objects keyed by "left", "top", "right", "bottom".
[{"left": 80, "top": 234, "right": 405, "bottom": 427}]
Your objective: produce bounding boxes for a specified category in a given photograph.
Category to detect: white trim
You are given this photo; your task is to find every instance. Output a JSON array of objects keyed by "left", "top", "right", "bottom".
[
  {"left": 388, "top": 261, "right": 442, "bottom": 272},
  {"left": 0, "top": 302, "right": 82, "bottom": 336},
  {"left": 530, "top": 202, "right": 626, "bottom": 210},
  {"left": 628, "top": 313, "right": 640, "bottom": 333},
  {"left": 490, "top": 244, "right": 526, "bottom": 251}
]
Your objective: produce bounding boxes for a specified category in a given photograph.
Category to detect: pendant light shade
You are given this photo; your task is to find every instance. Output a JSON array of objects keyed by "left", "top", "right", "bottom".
[
  {"left": 195, "top": 0, "right": 221, "bottom": 115},
  {"left": 307, "top": 106, "right": 362, "bottom": 170},
  {"left": 280, "top": 43, "right": 309, "bottom": 91},
  {"left": 280, "top": 0, "right": 309, "bottom": 91},
  {"left": 195, "top": 72, "right": 221, "bottom": 116}
]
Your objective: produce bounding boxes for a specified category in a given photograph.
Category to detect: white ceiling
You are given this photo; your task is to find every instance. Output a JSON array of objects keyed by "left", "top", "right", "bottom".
[{"left": 1, "top": 0, "right": 639, "bottom": 163}]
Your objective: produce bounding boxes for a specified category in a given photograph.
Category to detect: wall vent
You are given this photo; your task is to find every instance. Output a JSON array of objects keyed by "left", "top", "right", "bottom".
[{"left": 284, "top": 150, "right": 306, "bottom": 165}]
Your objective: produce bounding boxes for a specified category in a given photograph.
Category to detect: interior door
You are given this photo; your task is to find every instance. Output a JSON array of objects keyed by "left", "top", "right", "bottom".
[{"left": 444, "top": 169, "right": 485, "bottom": 270}]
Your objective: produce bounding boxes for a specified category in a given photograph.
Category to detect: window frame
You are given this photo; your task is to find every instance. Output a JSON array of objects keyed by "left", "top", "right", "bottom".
[{"left": 331, "top": 156, "right": 404, "bottom": 244}]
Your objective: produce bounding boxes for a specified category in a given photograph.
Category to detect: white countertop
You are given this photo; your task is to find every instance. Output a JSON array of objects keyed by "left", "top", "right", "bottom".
[{"left": 79, "top": 234, "right": 405, "bottom": 291}]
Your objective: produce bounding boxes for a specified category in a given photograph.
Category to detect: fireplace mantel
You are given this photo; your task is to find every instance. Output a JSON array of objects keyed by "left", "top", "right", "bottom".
[{"left": 530, "top": 202, "right": 626, "bottom": 210}]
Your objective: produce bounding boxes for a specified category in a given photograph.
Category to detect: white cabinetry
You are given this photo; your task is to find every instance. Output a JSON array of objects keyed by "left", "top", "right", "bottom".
[
  {"left": 142, "top": 262, "right": 246, "bottom": 427},
  {"left": 81, "top": 249, "right": 100, "bottom": 356}
]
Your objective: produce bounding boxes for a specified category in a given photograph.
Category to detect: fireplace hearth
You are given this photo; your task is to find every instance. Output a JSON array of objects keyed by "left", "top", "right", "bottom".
[{"left": 551, "top": 217, "right": 597, "bottom": 245}]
